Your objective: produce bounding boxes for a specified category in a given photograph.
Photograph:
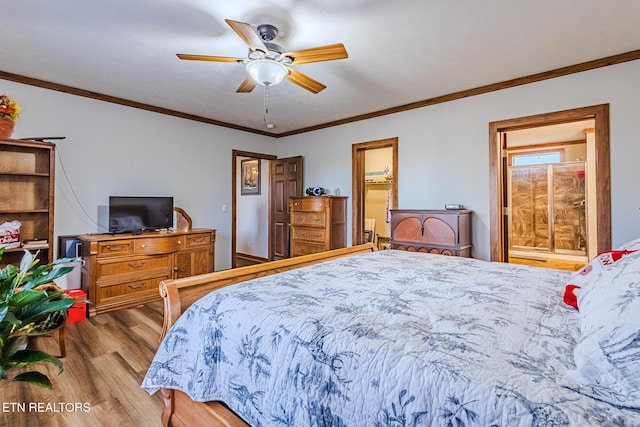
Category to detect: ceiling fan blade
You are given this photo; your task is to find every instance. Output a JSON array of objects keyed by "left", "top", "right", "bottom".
[
  {"left": 282, "top": 43, "right": 348, "bottom": 65},
  {"left": 225, "top": 19, "right": 268, "bottom": 54},
  {"left": 286, "top": 68, "right": 326, "bottom": 94},
  {"left": 236, "top": 75, "right": 257, "bottom": 93},
  {"left": 176, "top": 53, "right": 246, "bottom": 63}
]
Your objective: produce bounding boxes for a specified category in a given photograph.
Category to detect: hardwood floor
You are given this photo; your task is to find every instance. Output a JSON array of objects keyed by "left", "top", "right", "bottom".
[
  {"left": 509, "top": 256, "right": 585, "bottom": 271},
  {"left": 1, "top": 302, "right": 165, "bottom": 427}
]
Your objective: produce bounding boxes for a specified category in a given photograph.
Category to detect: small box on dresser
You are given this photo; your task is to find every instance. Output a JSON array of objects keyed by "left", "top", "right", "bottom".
[{"left": 390, "top": 209, "right": 472, "bottom": 257}]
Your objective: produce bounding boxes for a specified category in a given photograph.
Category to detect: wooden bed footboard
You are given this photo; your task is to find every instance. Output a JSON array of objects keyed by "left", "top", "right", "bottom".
[{"left": 156, "top": 243, "right": 376, "bottom": 427}]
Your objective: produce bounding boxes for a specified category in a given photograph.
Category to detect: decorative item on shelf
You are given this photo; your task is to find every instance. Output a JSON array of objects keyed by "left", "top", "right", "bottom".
[
  {"left": 22, "top": 239, "right": 49, "bottom": 250},
  {"left": 0, "top": 220, "right": 21, "bottom": 249},
  {"left": 0, "top": 95, "right": 21, "bottom": 138}
]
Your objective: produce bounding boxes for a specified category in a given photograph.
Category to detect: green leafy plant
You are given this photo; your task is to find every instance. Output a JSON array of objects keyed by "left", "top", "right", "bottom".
[{"left": 0, "top": 248, "right": 84, "bottom": 389}]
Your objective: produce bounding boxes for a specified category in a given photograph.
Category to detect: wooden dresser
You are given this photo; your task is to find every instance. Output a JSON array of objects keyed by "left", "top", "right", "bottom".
[
  {"left": 289, "top": 196, "right": 347, "bottom": 257},
  {"left": 78, "top": 229, "right": 215, "bottom": 316},
  {"left": 390, "top": 209, "right": 472, "bottom": 257}
]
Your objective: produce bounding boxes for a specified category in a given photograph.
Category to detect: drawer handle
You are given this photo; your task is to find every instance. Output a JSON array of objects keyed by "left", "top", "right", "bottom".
[
  {"left": 128, "top": 283, "right": 145, "bottom": 290},
  {"left": 173, "top": 267, "right": 183, "bottom": 272},
  {"left": 177, "top": 240, "right": 182, "bottom": 245},
  {"left": 128, "top": 262, "right": 146, "bottom": 269},
  {"left": 105, "top": 245, "right": 126, "bottom": 251},
  {"left": 190, "top": 237, "right": 206, "bottom": 243},
  {"left": 140, "top": 244, "right": 146, "bottom": 249}
]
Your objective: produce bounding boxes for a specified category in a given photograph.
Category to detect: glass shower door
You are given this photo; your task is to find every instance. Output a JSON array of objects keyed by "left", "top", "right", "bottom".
[
  {"left": 552, "top": 162, "right": 587, "bottom": 255},
  {"left": 509, "top": 166, "right": 550, "bottom": 251},
  {"left": 508, "top": 161, "right": 587, "bottom": 256}
]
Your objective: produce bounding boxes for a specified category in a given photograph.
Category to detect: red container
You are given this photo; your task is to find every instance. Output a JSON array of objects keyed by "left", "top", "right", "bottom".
[{"left": 65, "top": 289, "right": 87, "bottom": 324}]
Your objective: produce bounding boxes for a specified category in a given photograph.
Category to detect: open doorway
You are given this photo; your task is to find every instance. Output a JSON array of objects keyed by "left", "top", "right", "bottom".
[
  {"left": 489, "top": 104, "right": 611, "bottom": 269},
  {"left": 352, "top": 138, "right": 398, "bottom": 246},
  {"left": 232, "top": 150, "right": 276, "bottom": 267},
  {"left": 232, "top": 150, "right": 303, "bottom": 268}
]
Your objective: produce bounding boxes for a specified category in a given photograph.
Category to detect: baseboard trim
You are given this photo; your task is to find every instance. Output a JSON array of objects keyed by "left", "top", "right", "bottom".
[{"left": 235, "top": 252, "right": 268, "bottom": 267}]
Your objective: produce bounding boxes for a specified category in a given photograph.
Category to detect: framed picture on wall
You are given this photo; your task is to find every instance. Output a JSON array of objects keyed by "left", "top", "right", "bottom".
[{"left": 241, "top": 158, "right": 261, "bottom": 195}]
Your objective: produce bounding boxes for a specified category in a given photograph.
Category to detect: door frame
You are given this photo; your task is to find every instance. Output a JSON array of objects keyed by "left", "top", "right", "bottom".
[
  {"left": 352, "top": 138, "right": 399, "bottom": 245},
  {"left": 231, "top": 149, "right": 277, "bottom": 268},
  {"left": 488, "top": 104, "right": 611, "bottom": 262}
]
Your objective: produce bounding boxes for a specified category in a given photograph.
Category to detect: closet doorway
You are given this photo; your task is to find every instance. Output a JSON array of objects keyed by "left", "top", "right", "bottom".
[
  {"left": 352, "top": 138, "right": 398, "bottom": 246},
  {"left": 489, "top": 105, "right": 611, "bottom": 269}
]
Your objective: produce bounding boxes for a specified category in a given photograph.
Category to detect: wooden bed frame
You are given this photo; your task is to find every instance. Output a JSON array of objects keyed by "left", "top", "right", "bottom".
[{"left": 157, "top": 244, "right": 377, "bottom": 427}]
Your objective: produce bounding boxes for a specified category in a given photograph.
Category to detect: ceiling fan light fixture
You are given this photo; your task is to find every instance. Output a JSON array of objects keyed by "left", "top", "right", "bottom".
[{"left": 246, "top": 59, "right": 288, "bottom": 86}]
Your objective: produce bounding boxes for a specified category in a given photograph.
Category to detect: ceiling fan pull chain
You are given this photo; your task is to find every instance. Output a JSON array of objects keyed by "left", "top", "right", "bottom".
[{"left": 264, "top": 85, "right": 270, "bottom": 115}]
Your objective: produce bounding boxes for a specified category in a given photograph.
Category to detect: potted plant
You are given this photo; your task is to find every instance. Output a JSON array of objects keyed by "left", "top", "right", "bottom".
[
  {"left": 0, "top": 248, "right": 84, "bottom": 388},
  {"left": 0, "top": 94, "right": 20, "bottom": 138}
]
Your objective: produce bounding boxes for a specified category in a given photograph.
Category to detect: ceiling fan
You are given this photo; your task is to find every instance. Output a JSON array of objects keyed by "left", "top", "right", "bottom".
[{"left": 177, "top": 19, "right": 348, "bottom": 94}]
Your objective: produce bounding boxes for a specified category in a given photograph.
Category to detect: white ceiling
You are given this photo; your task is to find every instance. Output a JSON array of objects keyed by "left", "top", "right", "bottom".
[{"left": 1, "top": 1, "right": 639, "bottom": 136}]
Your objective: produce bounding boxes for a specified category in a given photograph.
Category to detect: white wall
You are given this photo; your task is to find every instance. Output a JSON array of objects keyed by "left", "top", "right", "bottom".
[
  {"left": 1, "top": 79, "right": 277, "bottom": 270},
  {"left": 277, "top": 60, "right": 640, "bottom": 260},
  {"left": 3, "top": 59, "right": 639, "bottom": 265}
]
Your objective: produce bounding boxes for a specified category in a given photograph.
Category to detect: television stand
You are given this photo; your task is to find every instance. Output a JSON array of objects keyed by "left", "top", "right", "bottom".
[{"left": 78, "top": 228, "right": 216, "bottom": 316}]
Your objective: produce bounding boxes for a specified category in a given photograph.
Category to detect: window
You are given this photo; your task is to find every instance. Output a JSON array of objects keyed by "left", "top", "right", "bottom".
[{"left": 511, "top": 151, "right": 561, "bottom": 166}]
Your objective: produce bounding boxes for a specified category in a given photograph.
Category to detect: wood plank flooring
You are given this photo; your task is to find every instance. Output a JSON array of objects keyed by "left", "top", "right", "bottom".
[
  {"left": 0, "top": 302, "right": 165, "bottom": 427},
  {"left": 509, "top": 256, "right": 584, "bottom": 271}
]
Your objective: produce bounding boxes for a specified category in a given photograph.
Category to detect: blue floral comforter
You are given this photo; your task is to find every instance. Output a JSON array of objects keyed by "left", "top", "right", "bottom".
[{"left": 142, "top": 250, "right": 640, "bottom": 426}]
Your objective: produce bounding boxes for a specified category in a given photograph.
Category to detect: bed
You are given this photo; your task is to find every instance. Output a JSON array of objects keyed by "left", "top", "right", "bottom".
[{"left": 142, "top": 242, "right": 640, "bottom": 426}]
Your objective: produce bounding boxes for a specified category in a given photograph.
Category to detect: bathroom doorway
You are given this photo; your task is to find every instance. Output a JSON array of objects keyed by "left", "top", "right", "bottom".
[
  {"left": 489, "top": 104, "right": 611, "bottom": 270},
  {"left": 506, "top": 131, "right": 590, "bottom": 270}
]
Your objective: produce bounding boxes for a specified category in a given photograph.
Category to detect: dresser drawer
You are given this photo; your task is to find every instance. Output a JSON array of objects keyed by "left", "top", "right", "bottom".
[
  {"left": 133, "top": 236, "right": 182, "bottom": 255},
  {"left": 291, "top": 211, "right": 327, "bottom": 227},
  {"left": 97, "top": 275, "right": 168, "bottom": 301},
  {"left": 291, "top": 226, "right": 327, "bottom": 243},
  {"left": 291, "top": 242, "right": 327, "bottom": 256},
  {"left": 98, "top": 240, "right": 134, "bottom": 257},
  {"left": 290, "top": 197, "right": 328, "bottom": 211},
  {"left": 184, "top": 233, "right": 211, "bottom": 248},
  {"left": 96, "top": 254, "right": 171, "bottom": 278}
]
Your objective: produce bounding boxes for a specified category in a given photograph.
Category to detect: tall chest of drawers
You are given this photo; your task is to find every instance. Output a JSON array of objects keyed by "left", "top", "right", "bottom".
[
  {"left": 78, "top": 229, "right": 215, "bottom": 316},
  {"left": 289, "top": 196, "right": 347, "bottom": 257},
  {"left": 390, "top": 209, "right": 472, "bottom": 257}
]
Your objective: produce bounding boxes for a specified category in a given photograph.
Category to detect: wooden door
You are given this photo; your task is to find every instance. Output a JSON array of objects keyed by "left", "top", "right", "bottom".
[{"left": 270, "top": 156, "right": 303, "bottom": 260}]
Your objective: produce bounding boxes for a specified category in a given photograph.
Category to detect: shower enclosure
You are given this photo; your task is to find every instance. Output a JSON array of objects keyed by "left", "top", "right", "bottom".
[{"left": 508, "top": 161, "right": 587, "bottom": 260}]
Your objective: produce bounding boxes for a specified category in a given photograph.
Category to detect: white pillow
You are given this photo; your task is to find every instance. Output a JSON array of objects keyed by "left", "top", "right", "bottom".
[
  {"left": 569, "top": 250, "right": 640, "bottom": 403},
  {"left": 565, "top": 249, "right": 636, "bottom": 293}
]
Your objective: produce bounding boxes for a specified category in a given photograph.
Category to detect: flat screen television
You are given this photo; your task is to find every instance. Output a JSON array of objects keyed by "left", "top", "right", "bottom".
[{"left": 108, "top": 196, "right": 173, "bottom": 233}]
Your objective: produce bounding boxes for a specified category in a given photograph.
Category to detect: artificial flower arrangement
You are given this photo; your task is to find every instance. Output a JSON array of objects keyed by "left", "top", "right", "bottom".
[{"left": 0, "top": 95, "right": 21, "bottom": 123}]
